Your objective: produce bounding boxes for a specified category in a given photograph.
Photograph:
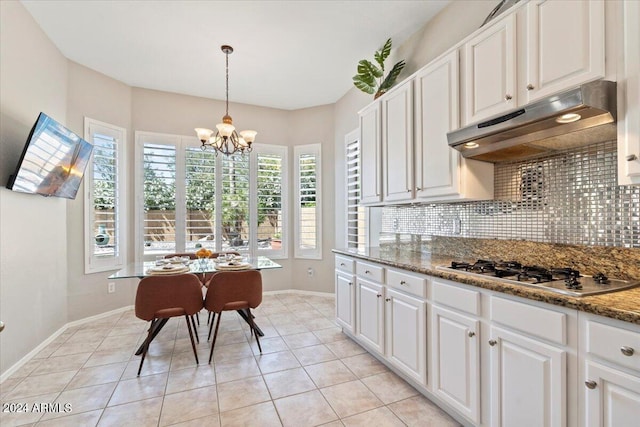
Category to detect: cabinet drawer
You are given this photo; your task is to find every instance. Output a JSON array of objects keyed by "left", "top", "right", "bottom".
[
  {"left": 490, "top": 296, "right": 566, "bottom": 345},
  {"left": 356, "top": 261, "right": 385, "bottom": 283},
  {"left": 586, "top": 319, "right": 640, "bottom": 372},
  {"left": 387, "top": 269, "right": 427, "bottom": 298},
  {"left": 335, "top": 255, "right": 354, "bottom": 273},
  {"left": 432, "top": 279, "right": 480, "bottom": 315}
]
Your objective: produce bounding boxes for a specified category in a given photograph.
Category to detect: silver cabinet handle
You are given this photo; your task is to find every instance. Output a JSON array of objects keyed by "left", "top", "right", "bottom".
[
  {"left": 416, "top": 187, "right": 422, "bottom": 191},
  {"left": 489, "top": 339, "right": 497, "bottom": 346},
  {"left": 585, "top": 380, "right": 597, "bottom": 390},
  {"left": 340, "top": 263, "right": 345, "bottom": 267},
  {"left": 400, "top": 280, "right": 407, "bottom": 285},
  {"left": 526, "top": 84, "right": 534, "bottom": 91},
  {"left": 627, "top": 154, "right": 638, "bottom": 161},
  {"left": 468, "top": 331, "right": 475, "bottom": 338},
  {"left": 0, "top": 321, "right": 4, "bottom": 333},
  {"left": 377, "top": 294, "right": 382, "bottom": 298},
  {"left": 621, "top": 346, "right": 635, "bottom": 357},
  {"left": 348, "top": 282, "right": 353, "bottom": 286},
  {"left": 504, "top": 94, "right": 512, "bottom": 101},
  {"left": 385, "top": 298, "right": 391, "bottom": 302}
]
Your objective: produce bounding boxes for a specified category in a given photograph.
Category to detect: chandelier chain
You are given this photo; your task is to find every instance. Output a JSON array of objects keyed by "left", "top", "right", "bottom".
[{"left": 225, "top": 50, "right": 230, "bottom": 116}]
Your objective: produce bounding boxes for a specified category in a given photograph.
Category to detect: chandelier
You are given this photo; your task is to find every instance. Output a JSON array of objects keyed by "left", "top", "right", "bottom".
[{"left": 195, "top": 45, "right": 257, "bottom": 155}]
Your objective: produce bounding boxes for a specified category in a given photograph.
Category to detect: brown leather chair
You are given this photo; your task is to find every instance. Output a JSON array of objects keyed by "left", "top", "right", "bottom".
[
  {"left": 135, "top": 273, "right": 204, "bottom": 375},
  {"left": 204, "top": 270, "right": 263, "bottom": 363},
  {"left": 164, "top": 252, "right": 203, "bottom": 327}
]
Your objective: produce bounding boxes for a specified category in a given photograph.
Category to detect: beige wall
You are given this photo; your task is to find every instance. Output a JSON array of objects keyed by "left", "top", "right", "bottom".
[
  {"left": 0, "top": 1, "right": 69, "bottom": 373},
  {"left": 65, "top": 62, "right": 135, "bottom": 321}
]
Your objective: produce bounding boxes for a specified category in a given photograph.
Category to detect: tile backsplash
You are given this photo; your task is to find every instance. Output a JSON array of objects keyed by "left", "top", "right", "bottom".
[{"left": 381, "top": 140, "right": 640, "bottom": 248}]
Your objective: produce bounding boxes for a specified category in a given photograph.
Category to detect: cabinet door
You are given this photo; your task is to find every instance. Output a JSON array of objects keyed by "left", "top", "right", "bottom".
[
  {"left": 359, "top": 102, "right": 382, "bottom": 204},
  {"left": 382, "top": 81, "right": 414, "bottom": 202},
  {"left": 584, "top": 361, "right": 640, "bottom": 427},
  {"left": 432, "top": 305, "right": 480, "bottom": 424},
  {"left": 489, "top": 326, "right": 566, "bottom": 427},
  {"left": 618, "top": 0, "right": 640, "bottom": 185},
  {"left": 356, "top": 278, "right": 384, "bottom": 354},
  {"left": 385, "top": 288, "right": 427, "bottom": 385},
  {"left": 463, "top": 13, "right": 516, "bottom": 124},
  {"left": 414, "top": 50, "right": 461, "bottom": 199},
  {"left": 335, "top": 271, "right": 355, "bottom": 333},
  {"left": 525, "top": 0, "right": 604, "bottom": 103}
]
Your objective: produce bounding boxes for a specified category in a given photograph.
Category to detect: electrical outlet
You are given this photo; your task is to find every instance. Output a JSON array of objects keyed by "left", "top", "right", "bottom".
[
  {"left": 108, "top": 282, "right": 115, "bottom": 294},
  {"left": 307, "top": 268, "right": 314, "bottom": 277}
]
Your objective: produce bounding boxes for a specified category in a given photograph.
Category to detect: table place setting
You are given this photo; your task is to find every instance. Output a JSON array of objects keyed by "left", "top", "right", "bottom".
[{"left": 147, "top": 263, "right": 191, "bottom": 275}]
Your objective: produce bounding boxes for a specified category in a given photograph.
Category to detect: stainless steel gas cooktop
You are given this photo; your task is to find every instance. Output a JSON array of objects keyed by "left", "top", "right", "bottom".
[{"left": 438, "top": 260, "right": 640, "bottom": 297}]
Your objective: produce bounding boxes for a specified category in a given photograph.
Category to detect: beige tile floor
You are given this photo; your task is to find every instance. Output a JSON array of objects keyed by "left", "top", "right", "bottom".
[{"left": 0, "top": 293, "right": 461, "bottom": 427}]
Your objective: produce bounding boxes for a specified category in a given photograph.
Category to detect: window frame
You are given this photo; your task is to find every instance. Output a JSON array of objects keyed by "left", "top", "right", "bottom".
[
  {"left": 294, "top": 143, "right": 322, "bottom": 260},
  {"left": 83, "top": 117, "right": 127, "bottom": 273}
]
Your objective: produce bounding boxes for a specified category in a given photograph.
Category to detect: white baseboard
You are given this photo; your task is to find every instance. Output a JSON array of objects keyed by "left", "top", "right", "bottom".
[{"left": 0, "top": 305, "right": 133, "bottom": 383}]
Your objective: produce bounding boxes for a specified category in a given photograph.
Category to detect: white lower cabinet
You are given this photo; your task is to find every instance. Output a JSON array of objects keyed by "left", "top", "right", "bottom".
[
  {"left": 356, "top": 277, "right": 384, "bottom": 354},
  {"left": 335, "top": 271, "right": 355, "bottom": 333},
  {"left": 432, "top": 305, "right": 480, "bottom": 423},
  {"left": 385, "top": 287, "right": 427, "bottom": 385},
  {"left": 584, "top": 361, "right": 640, "bottom": 427},
  {"left": 580, "top": 313, "right": 640, "bottom": 427},
  {"left": 334, "top": 253, "right": 640, "bottom": 427},
  {"left": 489, "top": 325, "right": 567, "bottom": 427}
]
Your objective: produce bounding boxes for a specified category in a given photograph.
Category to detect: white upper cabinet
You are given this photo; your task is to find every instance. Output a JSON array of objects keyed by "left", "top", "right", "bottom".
[
  {"left": 618, "top": 0, "right": 640, "bottom": 185},
  {"left": 463, "top": 13, "right": 517, "bottom": 124},
  {"left": 525, "top": 0, "right": 605, "bottom": 103},
  {"left": 415, "top": 50, "right": 493, "bottom": 201},
  {"left": 382, "top": 80, "right": 414, "bottom": 202},
  {"left": 462, "top": 0, "right": 605, "bottom": 126},
  {"left": 359, "top": 102, "right": 382, "bottom": 205}
]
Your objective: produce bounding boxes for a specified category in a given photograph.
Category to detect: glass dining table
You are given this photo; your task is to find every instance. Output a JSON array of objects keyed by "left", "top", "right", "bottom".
[
  {"left": 108, "top": 256, "right": 282, "bottom": 279},
  {"left": 109, "top": 256, "right": 281, "bottom": 355}
]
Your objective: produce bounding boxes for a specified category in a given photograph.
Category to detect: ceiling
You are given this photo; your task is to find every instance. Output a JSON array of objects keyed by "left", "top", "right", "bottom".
[{"left": 21, "top": 0, "right": 450, "bottom": 110}]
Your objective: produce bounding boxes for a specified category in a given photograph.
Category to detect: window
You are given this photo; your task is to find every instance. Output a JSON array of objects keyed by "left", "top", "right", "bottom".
[
  {"left": 141, "top": 139, "right": 177, "bottom": 255},
  {"left": 135, "top": 131, "right": 288, "bottom": 259},
  {"left": 185, "top": 147, "right": 216, "bottom": 251},
  {"left": 346, "top": 133, "right": 367, "bottom": 250},
  {"left": 84, "top": 118, "right": 126, "bottom": 273},
  {"left": 255, "top": 145, "right": 288, "bottom": 257},
  {"left": 294, "top": 144, "right": 321, "bottom": 259}
]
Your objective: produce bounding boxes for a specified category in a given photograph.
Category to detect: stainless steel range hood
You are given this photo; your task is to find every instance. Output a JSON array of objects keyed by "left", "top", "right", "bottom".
[{"left": 447, "top": 80, "right": 617, "bottom": 162}]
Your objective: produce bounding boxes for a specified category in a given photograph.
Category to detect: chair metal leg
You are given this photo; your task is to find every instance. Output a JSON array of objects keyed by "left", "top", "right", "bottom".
[
  {"left": 190, "top": 315, "right": 199, "bottom": 343},
  {"left": 137, "top": 320, "right": 155, "bottom": 376},
  {"left": 207, "top": 311, "right": 212, "bottom": 326},
  {"left": 185, "top": 315, "right": 199, "bottom": 365},
  {"left": 246, "top": 308, "right": 262, "bottom": 354},
  {"left": 207, "top": 312, "right": 216, "bottom": 341},
  {"left": 208, "top": 312, "right": 222, "bottom": 364},
  {"left": 196, "top": 312, "right": 200, "bottom": 326}
]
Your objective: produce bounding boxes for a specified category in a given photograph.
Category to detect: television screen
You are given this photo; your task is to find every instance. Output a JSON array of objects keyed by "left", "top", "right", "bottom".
[{"left": 6, "top": 112, "right": 93, "bottom": 199}]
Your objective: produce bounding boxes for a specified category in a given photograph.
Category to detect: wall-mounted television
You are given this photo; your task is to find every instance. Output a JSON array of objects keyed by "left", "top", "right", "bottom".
[{"left": 6, "top": 112, "right": 93, "bottom": 200}]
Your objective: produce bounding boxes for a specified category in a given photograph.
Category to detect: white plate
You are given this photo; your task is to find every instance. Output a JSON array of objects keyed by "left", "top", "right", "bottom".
[
  {"left": 216, "top": 262, "right": 251, "bottom": 270},
  {"left": 148, "top": 265, "right": 190, "bottom": 274}
]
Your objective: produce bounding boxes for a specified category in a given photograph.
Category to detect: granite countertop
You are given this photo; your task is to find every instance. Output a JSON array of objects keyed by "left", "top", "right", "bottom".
[{"left": 333, "top": 246, "right": 640, "bottom": 325}]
